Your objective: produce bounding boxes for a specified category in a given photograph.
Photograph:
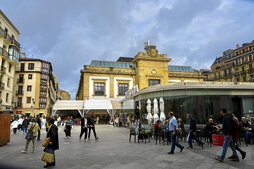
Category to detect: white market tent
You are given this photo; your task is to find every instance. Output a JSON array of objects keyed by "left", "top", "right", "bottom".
[{"left": 52, "top": 98, "right": 122, "bottom": 117}]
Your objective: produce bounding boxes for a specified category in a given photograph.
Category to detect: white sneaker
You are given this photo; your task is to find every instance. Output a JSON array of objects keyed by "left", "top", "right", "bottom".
[
  {"left": 21, "top": 150, "right": 27, "bottom": 153},
  {"left": 85, "top": 139, "right": 88, "bottom": 142}
]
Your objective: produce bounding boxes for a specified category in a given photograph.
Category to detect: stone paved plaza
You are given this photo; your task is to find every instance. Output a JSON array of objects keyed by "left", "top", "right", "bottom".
[{"left": 0, "top": 125, "right": 253, "bottom": 169}]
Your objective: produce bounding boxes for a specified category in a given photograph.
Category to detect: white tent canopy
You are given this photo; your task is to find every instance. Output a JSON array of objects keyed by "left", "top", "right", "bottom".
[{"left": 52, "top": 98, "right": 122, "bottom": 117}]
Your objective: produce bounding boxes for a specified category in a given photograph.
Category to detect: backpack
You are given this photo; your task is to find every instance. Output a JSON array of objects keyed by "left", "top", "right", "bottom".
[{"left": 25, "top": 124, "right": 36, "bottom": 140}]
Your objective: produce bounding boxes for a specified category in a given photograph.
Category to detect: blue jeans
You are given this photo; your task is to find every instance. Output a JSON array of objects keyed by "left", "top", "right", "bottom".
[
  {"left": 220, "top": 136, "right": 238, "bottom": 159},
  {"left": 22, "top": 126, "right": 28, "bottom": 133},
  {"left": 188, "top": 130, "right": 203, "bottom": 148},
  {"left": 169, "top": 132, "right": 183, "bottom": 153}
]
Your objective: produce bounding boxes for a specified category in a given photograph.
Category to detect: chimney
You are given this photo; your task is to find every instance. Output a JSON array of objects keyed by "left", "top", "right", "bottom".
[{"left": 236, "top": 44, "right": 240, "bottom": 49}]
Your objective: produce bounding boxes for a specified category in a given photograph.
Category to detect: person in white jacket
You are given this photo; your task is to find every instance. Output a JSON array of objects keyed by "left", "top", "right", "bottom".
[{"left": 11, "top": 119, "right": 19, "bottom": 134}]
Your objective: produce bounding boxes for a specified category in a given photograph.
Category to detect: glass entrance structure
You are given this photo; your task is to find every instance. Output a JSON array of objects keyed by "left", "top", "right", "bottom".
[{"left": 121, "top": 82, "right": 254, "bottom": 124}]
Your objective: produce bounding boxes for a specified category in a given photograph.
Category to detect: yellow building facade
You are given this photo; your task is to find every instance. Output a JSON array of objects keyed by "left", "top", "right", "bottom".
[
  {"left": 59, "top": 89, "right": 70, "bottom": 100},
  {"left": 208, "top": 41, "right": 254, "bottom": 82},
  {"left": 0, "top": 10, "right": 20, "bottom": 113},
  {"left": 76, "top": 43, "right": 204, "bottom": 100},
  {"left": 13, "top": 58, "right": 58, "bottom": 117}
]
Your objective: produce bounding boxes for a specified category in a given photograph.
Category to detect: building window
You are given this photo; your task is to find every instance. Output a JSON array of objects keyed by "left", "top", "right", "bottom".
[
  {"left": 94, "top": 82, "right": 105, "bottom": 95},
  {"left": 8, "top": 64, "right": 11, "bottom": 72},
  {"left": 40, "top": 97, "right": 47, "bottom": 103},
  {"left": 17, "top": 97, "right": 22, "bottom": 107},
  {"left": 6, "top": 93, "right": 9, "bottom": 103},
  {"left": 20, "top": 63, "right": 25, "bottom": 71},
  {"left": 243, "top": 76, "right": 246, "bottom": 82},
  {"left": 18, "top": 86, "right": 23, "bottom": 94},
  {"left": 27, "top": 97, "right": 31, "bottom": 104},
  {"left": 28, "top": 74, "right": 33, "bottom": 79},
  {"left": 27, "top": 85, "right": 32, "bottom": 91},
  {"left": 149, "top": 79, "right": 160, "bottom": 86},
  {"left": 28, "top": 63, "right": 34, "bottom": 70},
  {"left": 39, "top": 104, "right": 46, "bottom": 108},
  {"left": 7, "top": 78, "right": 10, "bottom": 87},
  {"left": 40, "top": 91, "right": 47, "bottom": 96},
  {"left": 118, "top": 83, "right": 128, "bottom": 96}
]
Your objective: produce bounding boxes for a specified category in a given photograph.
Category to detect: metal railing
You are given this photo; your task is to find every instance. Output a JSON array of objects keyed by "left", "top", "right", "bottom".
[
  {"left": 17, "top": 78, "right": 24, "bottom": 83},
  {"left": 16, "top": 90, "right": 23, "bottom": 95},
  {"left": 16, "top": 102, "right": 23, "bottom": 108},
  {"left": 0, "top": 26, "right": 20, "bottom": 48}
]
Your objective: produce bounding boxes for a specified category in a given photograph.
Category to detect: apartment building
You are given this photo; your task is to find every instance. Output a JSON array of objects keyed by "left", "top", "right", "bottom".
[
  {"left": 208, "top": 41, "right": 254, "bottom": 82},
  {"left": 0, "top": 10, "right": 20, "bottom": 113},
  {"left": 14, "top": 58, "right": 58, "bottom": 117}
]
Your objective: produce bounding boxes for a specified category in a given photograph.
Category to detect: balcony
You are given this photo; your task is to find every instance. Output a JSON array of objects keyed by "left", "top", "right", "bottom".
[
  {"left": 0, "top": 66, "right": 6, "bottom": 74},
  {"left": 16, "top": 90, "right": 23, "bottom": 95},
  {"left": 0, "top": 82, "right": 5, "bottom": 90},
  {"left": 224, "top": 72, "right": 233, "bottom": 77},
  {"left": 0, "top": 26, "right": 20, "bottom": 48},
  {"left": 17, "top": 78, "right": 24, "bottom": 83},
  {"left": 16, "top": 102, "right": 23, "bottom": 108},
  {"left": 240, "top": 70, "right": 247, "bottom": 76},
  {"left": 234, "top": 72, "right": 240, "bottom": 76},
  {"left": 248, "top": 69, "right": 254, "bottom": 74},
  {"left": 11, "top": 39, "right": 20, "bottom": 49}
]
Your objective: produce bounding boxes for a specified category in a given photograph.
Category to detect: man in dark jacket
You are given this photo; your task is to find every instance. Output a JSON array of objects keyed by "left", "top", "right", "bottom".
[
  {"left": 215, "top": 109, "right": 239, "bottom": 162},
  {"left": 80, "top": 114, "right": 88, "bottom": 141},
  {"left": 187, "top": 114, "right": 204, "bottom": 149},
  {"left": 44, "top": 117, "right": 59, "bottom": 168},
  {"left": 22, "top": 117, "right": 30, "bottom": 133},
  {"left": 88, "top": 112, "right": 99, "bottom": 140}
]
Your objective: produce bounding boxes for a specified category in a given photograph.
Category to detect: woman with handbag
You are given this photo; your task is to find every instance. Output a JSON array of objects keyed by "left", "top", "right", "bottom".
[
  {"left": 43, "top": 117, "right": 59, "bottom": 168},
  {"left": 21, "top": 118, "right": 40, "bottom": 153}
]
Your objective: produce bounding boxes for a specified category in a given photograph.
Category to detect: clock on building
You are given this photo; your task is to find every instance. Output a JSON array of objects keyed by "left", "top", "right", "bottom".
[{"left": 151, "top": 69, "right": 157, "bottom": 75}]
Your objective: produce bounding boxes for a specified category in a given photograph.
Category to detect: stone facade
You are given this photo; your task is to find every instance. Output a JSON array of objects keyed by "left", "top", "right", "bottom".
[
  {"left": 208, "top": 41, "right": 254, "bottom": 82},
  {"left": 76, "top": 43, "right": 205, "bottom": 100},
  {"left": 59, "top": 89, "right": 70, "bottom": 100},
  {"left": 0, "top": 10, "right": 20, "bottom": 113},
  {"left": 13, "top": 58, "right": 58, "bottom": 117}
]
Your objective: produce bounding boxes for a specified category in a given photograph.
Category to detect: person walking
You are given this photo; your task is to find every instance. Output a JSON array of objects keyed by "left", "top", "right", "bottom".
[
  {"left": 168, "top": 112, "right": 184, "bottom": 154},
  {"left": 64, "top": 117, "right": 72, "bottom": 138},
  {"left": 229, "top": 113, "right": 246, "bottom": 160},
  {"left": 41, "top": 116, "right": 46, "bottom": 130},
  {"left": 22, "top": 117, "right": 30, "bottom": 133},
  {"left": 80, "top": 114, "right": 89, "bottom": 141},
  {"left": 88, "top": 112, "right": 99, "bottom": 140},
  {"left": 11, "top": 118, "right": 19, "bottom": 134},
  {"left": 36, "top": 115, "right": 42, "bottom": 141},
  {"left": 21, "top": 118, "right": 40, "bottom": 153},
  {"left": 187, "top": 114, "right": 204, "bottom": 149},
  {"left": 18, "top": 116, "right": 24, "bottom": 131},
  {"left": 43, "top": 118, "right": 59, "bottom": 168},
  {"left": 215, "top": 109, "right": 239, "bottom": 162}
]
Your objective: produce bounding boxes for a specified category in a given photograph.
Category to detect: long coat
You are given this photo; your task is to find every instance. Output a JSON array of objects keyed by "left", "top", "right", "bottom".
[{"left": 47, "top": 124, "right": 59, "bottom": 150}]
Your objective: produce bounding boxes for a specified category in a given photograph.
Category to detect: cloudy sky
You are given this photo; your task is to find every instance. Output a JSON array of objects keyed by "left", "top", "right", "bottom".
[{"left": 1, "top": 0, "right": 254, "bottom": 99}]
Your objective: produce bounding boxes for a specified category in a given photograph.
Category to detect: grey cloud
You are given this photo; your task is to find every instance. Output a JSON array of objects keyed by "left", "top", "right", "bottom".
[{"left": 1, "top": 0, "right": 254, "bottom": 98}]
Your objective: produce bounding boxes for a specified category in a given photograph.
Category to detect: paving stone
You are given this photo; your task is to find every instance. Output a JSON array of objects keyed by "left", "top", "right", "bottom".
[{"left": 0, "top": 125, "right": 253, "bottom": 169}]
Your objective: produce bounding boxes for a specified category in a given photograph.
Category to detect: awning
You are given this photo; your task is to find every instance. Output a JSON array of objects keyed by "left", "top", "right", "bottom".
[{"left": 52, "top": 98, "right": 122, "bottom": 117}]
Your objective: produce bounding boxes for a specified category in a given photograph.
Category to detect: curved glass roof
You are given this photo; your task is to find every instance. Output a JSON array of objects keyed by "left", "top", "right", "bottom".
[
  {"left": 168, "top": 65, "right": 193, "bottom": 72},
  {"left": 91, "top": 60, "right": 134, "bottom": 68}
]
